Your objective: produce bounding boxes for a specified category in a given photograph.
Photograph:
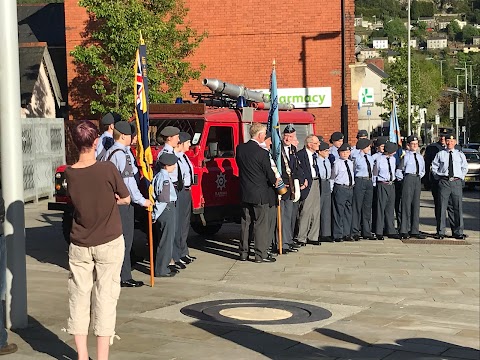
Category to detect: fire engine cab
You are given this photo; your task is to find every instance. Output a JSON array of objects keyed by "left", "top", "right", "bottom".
[{"left": 49, "top": 79, "right": 316, "bottom": 241}]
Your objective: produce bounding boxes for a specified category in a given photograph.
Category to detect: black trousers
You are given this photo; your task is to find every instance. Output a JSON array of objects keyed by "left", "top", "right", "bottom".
[
  {"left": 173, "top": 188, "right": 191, "bottom": 261},
  {"left": 375, "top": 183, "right": 396, "bottom": 235},
  {"left": 240, "top": 202, "right": 270, "bottom": 260},
  {"left": 332, "top": 184, "right": 353, "bottom": 239},
  {"left": 400, "top": 175, "right": 421, "bottom": 235},
  {"left": 438, "top": 179, "right": 464, "bottom": 236},
  {"left": 153, "top": 203, "right": 176, "bottom": 276},
  {"left": 118, "top": 204, "right": 134, "bottom": 281},
  {"left": 319, "top": 179, "right": 332, "bottom": 238},
  {"left": 352, "top": 178, "right": 373, "bottom": 237}
]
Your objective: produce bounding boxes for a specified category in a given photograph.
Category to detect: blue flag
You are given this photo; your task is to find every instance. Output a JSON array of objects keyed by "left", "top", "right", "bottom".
[
  {"left": 389, "top": 100, "right": 403, "bottom": 163},
  {"left": 267, "top": 64, "right": 282, "bottom": 175}
]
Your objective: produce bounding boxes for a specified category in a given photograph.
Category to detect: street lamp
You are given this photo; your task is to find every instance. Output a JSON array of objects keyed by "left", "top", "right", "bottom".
[
  {"left": 446, "top": 87, "right": 461, "bottom": 141},
  {"left": 407, "top": 0, "right": 412, "bottom": 135}
]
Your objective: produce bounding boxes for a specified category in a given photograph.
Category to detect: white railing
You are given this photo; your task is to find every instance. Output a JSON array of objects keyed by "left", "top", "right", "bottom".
[{"left": 22, "top": 118, "right": 65, "bottom": 202}]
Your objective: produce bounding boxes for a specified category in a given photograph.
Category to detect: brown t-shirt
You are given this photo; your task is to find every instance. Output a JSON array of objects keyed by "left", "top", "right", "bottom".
[{"left": 65, "top": 161, "right": 130, "bottom": 247}]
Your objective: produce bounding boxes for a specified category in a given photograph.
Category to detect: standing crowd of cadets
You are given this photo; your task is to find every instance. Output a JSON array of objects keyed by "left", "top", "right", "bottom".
[
  {"left": 251, "top": 125, "right": 468, "bottom": 260},
  {"left": 95, "top": 114, "right": 196, "bottom": 282}
]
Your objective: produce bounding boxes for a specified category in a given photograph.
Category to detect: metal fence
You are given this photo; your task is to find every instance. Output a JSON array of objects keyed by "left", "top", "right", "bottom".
[{"left": 22, "top": 118, "right": 65, "bottom": 202}]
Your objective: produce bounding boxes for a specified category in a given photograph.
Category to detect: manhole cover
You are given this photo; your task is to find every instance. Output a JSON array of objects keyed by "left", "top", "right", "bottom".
[{"left": 180, "top": 299, "right": 332, "bottom": 325}]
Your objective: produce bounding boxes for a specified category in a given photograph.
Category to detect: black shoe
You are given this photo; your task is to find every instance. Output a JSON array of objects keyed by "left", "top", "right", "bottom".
[
  {"left": 454, "top": 234, "right": 467, "bottom": 240},
  {"left": 186, "top": 255, "right": 197, "bottom": 261},
  {"left": 352, "top": 235, "right": 360, "bottom": 241},
  {"left": 175, "top": 261, "right": 187, "bottom": 269},
  {"left": 280, "top": 248, "right": 291, "bottom": 254},
  {"left": 295, "top": 241, "right": 307, "bottom": 247},
  {"left": 268, "top": 251, "right": 278, "bottom": 257},
  {"left": 121, "top": 279, "right": 144, "bottom": 288},
  {"left": 180, "top": 256, "right": 193, "bottom": 264},
  {"left": 308, "top": 240, "right": 321, "bottom": 245},
  {"left": 0, "top": 343, "right": 17, "bottom": 355},
  {"left": 434, "top": 234, "right": 445, "bottom": 240},
  {"left": 155, "top": 271, "right": 176, "bottom": 278},
  {"left": 290, "top": 242, "right": 301, "bottom": 249},
  {"left": 168, "top": 265, "right": 180, "bottom": 273},
  {"left": 376, "top": 235, "right": 384, "bottom": 240},
  {"left": 288, "top": 245, "right": 299, "bottom": 252},
  {"left": 388, "top": 234, "right": 400, "bottom": 239},
  {"left": 320, "top": 236, "right": 334, "bottom": 242},
  {"left": 334, "top": 238, "right": 344, "bottom": 242},
  {"left": 343, "top": 236, "right": 355, "bottom": 242},
  {"left": 410, "top": 234, "right": 426, "bottom": 239},
  {"left": 239, "top": 254, "right": 248, "bottom": 261},
  {"left": 366, "top": 236, "right": 378, "bottom": 240},
  {"left": 400, "top": 233, "right": 410, "bottom": 240},
  {"left": 255, "top": 255, "right": 277, "bottom": 263}
]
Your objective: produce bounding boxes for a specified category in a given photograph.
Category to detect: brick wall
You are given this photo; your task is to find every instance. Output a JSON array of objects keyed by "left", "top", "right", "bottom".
[{"left": 64, "top": 0, "right": 358, "bottom": 154}]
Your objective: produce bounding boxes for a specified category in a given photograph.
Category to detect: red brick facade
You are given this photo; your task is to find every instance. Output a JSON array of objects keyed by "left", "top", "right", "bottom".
[{"left": 64, "top": 0, "right": 358, "bottom": 143}]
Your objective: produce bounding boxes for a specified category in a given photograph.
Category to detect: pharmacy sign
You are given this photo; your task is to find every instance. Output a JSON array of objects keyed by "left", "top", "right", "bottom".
[{"left": 359, "top": 87, "right": 374, "bottom": 107}]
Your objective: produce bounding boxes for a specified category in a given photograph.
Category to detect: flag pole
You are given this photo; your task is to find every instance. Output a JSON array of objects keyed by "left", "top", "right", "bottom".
[
  {"left": 277, "top": 196, "right": 282, "bottom": 255},
  {"left": 147, "top": 210, "right": 154, "bottom": 287}
]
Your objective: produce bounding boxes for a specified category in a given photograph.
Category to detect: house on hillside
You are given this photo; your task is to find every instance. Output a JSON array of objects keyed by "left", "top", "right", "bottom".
[
  {"left": 372, "top": 37, "right": 388, "bottom": 49},
  {"left": 427, "top": 37, "right": 448, "bottom": 50},
  {"left": 473, "top": 36, "right": 480, "bottom": 46}
]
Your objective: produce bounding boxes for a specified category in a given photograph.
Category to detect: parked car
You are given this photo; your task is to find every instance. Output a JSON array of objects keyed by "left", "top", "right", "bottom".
[
  {"left": 465, "top": 143, "right": 480, "bottom": 151},
  {"left": 462, "top": 148, "right": 480, "bottom": 189}
]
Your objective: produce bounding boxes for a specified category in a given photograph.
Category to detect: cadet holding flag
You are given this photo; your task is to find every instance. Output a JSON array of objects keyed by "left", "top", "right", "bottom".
[{"left": 397, "top": 135, "right": 426, "bottom": 240}]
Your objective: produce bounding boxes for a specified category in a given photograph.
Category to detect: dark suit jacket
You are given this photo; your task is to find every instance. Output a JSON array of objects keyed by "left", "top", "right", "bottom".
[
  {"left": 279, "top": 145, "right": 304, "bottom": 200},
  {"left": 236, "top": 140, "right": 277, "bottom": 206},
  {"left": 296, "top": 148, "right": 319, "bottom": 201}
]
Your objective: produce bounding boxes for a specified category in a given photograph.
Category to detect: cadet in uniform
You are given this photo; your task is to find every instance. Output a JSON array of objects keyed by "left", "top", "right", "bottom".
[
  {"left": 328, "top": 132, "right": 344, "bottom": 164},
  {"left": 331, "top": 143, "right": 354, "bottom": 242},
  {"left": 104, "top": 121, "right": 151, "bottom": 287},
  {"left": 95, "top": 112, "right": 120, "bottom": 160},
  {"left": 396, "top": 135, "right": 426, "bottom": 239},
  {"left": 373, "top": 141, "right": 399, "bottom": 240},
  {"left": 352, "top": 138, "right": 375, "bottom": 240},
  {"left": 173, "top": 132, "right": 196, "bottom": 268},
  {"left": 317, "top": 141, "right": 333, "bottom": 242},
  {"left": 152, "top": 153, "right": 179, "bottom": 277},
  {"left": 350, "top": 129, "right": 369, "bottom": 159},
  {"left": 371, "top": 136, "right": 387, "bottom": 232},
  {"left": 154, "top": 126, "right": 180, "bottom": 172},
  {"left": 431, "top": 135, "right": 468, "bottom": 239}
]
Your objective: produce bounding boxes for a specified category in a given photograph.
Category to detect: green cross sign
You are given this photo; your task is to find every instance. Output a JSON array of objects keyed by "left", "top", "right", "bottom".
[{"left": 361, "top": 88, "right": 374, "bottom": 106}]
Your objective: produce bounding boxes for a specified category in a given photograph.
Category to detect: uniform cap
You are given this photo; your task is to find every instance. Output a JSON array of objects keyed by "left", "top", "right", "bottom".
[
  {"left": 316, "top": 135, "right": 324, "bottom": 142},
  {"left": 356, "top": 129, "right": 368, "bottom": 138},
  {"left": 330, "top": 131, "right": 344, "bottom": 142},
  {"left": 178, "top": 132, "right": 192, "bottom": 143},
  {"left": 130, "top": 122, "right": 137, "bottom": 137},
  {"left": 114, "top": 121, "right": 132, "bottom": 135},
  {"left": 319, "top": 141, "right": 329, "bottom": 151},
  {"left": 283, "top": 124, "right": 296, "bottom": 133},
  {"left": 406, "top": 135, "right": 418, "bottom": 143},
  {"left": 375, "top": 136, "right": 388, "bottom": 147},
  {"left": 338, "top": 143, "right": 351, "bottom": 152},
  {"left": 446, "top": 134, "right": 456, "bottom": 140},
  {"left": 384, "top": 141, "right": 398, "bottom": 154},
  {"left": 160, "top": 126, "right": 180, "bottom": 137},
  {"left": 265, "top": 130, "right": 272, "bottom": 140},
  {"left": 101, "top": 112, "right": 121, "bottom": 126},
  {"left": 356, "top": 138, "right": 371, "bottom": 150},
  {"left": 157, "top": 152, "right": 178, "bottom": 166}
]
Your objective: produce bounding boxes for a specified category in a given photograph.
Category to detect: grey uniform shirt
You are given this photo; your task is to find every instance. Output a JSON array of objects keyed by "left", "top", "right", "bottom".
[
  {"left": 152, "top": 169, "right": 177, "bottom": 221},
  {"left": 431, "top": 149, "right": 468, "bottom": 180},
  {"left": 396, "top": 150, "right": 426, "bottom": 180},
  {"left": 176, "top": 151, "right": 193, "bottom": 187},
  {"left": 373, "top": 154, "right": 397, "bottom": 185},
  {"left": 104, "top": 142, "right": 146, "bottom": 206},
  {"left": 352, "top": 150, "right": 373, "bottom": 178},
  {"left": 155, "top": 144, "right": 178, "bottom": 182},
  {"left": 331, "top": 158, "right": 355, "bottom": 186}
]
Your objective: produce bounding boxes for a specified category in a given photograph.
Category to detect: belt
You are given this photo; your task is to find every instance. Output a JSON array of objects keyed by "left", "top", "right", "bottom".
[
  {"left": 405, "top": 173, "right": 420, "bottom": 177},
  {"left": 378, "top": 181, "right": 394, "bottom": 185},
  {"left": 320, "top": 178, "right": 329, "bottom": 181},
  {"left": 440, "top": 176, "right": 461, "bottom": 181},
  {"left": 312, "top": 178, "right": 319, "bottom": 181},
  {"left": 184, "top": 186, "right": 191, "bottom": 191},
  {"left": 355, "top": 176, "right": 371, "bottom": 180},
  {"left": 334, "top": 183, "right": 353, "bottom": 189}
]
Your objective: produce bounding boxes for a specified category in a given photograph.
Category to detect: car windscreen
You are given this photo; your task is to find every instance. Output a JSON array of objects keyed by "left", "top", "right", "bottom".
[{"left": 465, "top": 153, "right": 480, "bottom": 161}]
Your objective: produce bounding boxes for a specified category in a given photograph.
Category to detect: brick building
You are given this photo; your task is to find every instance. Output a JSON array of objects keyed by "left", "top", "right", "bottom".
[{"left": 64, "top": 0, "right": 358, "bottom": 143}]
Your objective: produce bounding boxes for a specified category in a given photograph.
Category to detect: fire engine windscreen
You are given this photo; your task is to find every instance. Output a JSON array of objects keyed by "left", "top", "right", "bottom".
[{"left": 150, "top": 118, "right": 204, "bottom": 146}]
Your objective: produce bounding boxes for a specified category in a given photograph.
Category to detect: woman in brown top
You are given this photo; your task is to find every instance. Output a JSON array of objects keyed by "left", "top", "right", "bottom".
[{"left": 65, "top": 121, "right": 130, "bottom": 360}]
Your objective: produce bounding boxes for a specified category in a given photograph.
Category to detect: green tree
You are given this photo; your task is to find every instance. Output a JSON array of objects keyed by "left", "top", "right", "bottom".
[
  {"left": 70, "top": 0, "right": 205, "bottom": 120},
  {"left": 383, "top": 18, "right": 407, "bottom": 43},
  {"left": 447, "top": 20, "right": 461, "bottom": 41},
  {"left": 413, "top": 21, "right": 427, "bottom": 42},
  {"left": 462, "top": 24, "right": 479, "bottom": 44}
]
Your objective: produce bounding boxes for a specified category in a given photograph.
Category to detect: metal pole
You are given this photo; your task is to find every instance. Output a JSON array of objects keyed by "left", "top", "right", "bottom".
[
  {"left": 0, "top": 0, "right": 28, "bottom": 329},
  {"left": 407, "top": 0, "right": 412, "bottom": 135},
  {"left": 340, "top": 0, "right": 349, "bottom": 140},
  {"left": 455, "top": 95, "right": 459, "bottom": 141}
]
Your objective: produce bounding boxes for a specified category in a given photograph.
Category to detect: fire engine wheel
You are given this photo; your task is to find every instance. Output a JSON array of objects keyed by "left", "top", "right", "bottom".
[
  {"left": 191, "top": 223, "right": 222, "bottom": 236},
  {"left": 62, "top": 212, "right": 73, "bottom": 245}
]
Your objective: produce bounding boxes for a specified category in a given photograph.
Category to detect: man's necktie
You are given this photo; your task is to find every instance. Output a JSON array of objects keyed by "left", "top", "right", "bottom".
[
  {"left": 414, "top": 152, "right": 419, "bottom": 175},
  {"left": 448, "top": 151, "right": 454, "bottom": 178},
  {"left": 387, "top": 157, "right": 393, "bottom": 182},
  {"left": 345, "top": 160, "right": 352, "bottom": 186},
  {"left": 177, "top": 159, "right": 184, "bottom": 191},
  {"left": 183, "top": 154, "right": 193, "bottom": 183},
  {"left": 323, "top": 159, "right": 328, "bottom": 180},
  {"left": 312, "top": 153, "right": 320, "bottom": 178},
  {"left": 365, "top": 154, "right": 372, "bottom": 179}
]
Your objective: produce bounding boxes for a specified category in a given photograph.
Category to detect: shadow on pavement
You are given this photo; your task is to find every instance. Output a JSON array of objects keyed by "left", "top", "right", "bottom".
[
  {"left": 192, "top": 320, "right": 480, "bottom": 359},
  {"left": 25, "top": 224, "right": 69, "bottom": 270},
  {"left": 12, "top": 316, "right": 77, "bottom": 360},
  {"left": 188, "top": 235, "right": 241, "bottom": 260}
]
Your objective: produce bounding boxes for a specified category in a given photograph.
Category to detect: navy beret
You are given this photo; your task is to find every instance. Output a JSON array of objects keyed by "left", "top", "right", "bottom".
[
  {"left": 319, "top": 141, "right": 329, "bottom": 151},
  {"left": 179, "top": 132, "right": 192, "bottom": 143},
  {"left": 384, "top": 141, "right": 398, "bottom": 154},
  {"left": 114, "top": 121, "right": 132, "bottom": 135},
  {"left": 406, "top": 135, "right": 419, "bottom": 143},
  {"left": 283, "top": 124, "right": 296, "bottom": 134},
  {"left": 316, "top": 135, "right": 324, "bottom": 142},
  {"left": 356, "top": 129, "right": 368, "bottom": 138},
  {"left": 130, "top": 122, "right": 137, "bottom": 137},
  {"left": 338, "top": 143, "right": 351, "bottom": 152},
  {"left": 356, "top": 138, "right": 371, "bottom": 150},
  {"left": 160, "top": 126, "right": 180, "bottom": 137},
  {"left": 446, "top": 134, "right": 456, "bottom": 140},
  {"left": 375, "top": 136, "right": 388, "bottom": 147},
  {"left": 157, "top": 153, "right": 178, "bottom": 166},
  {"left": 330, "top": 132, "right": 344, "bottom": 142},
  {"left": 101, "top": 112, "right": 121, "bottom": 126}
]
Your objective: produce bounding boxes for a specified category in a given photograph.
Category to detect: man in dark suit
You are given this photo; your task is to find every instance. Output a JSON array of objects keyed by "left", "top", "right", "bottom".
[
  {"left": 236, "top": 123, "right": 278, "bottom": 263},
  {"left": 296, "top": 135, "right": 321, "bottom": 245},
  {"left": 279, "top": 125, "right": 306, "bottom": 253}
]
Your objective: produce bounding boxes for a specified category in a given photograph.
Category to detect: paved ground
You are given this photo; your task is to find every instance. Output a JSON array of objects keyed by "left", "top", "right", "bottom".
[{"left": 6, "top": 188, "right": 480, "bottom": 359}]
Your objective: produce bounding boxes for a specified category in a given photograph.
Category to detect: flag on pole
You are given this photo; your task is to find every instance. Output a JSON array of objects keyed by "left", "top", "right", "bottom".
[
  {"left": 267, "top": 60, "right": 282, "bottom": 175},
  {"left": 134, "top": 33, "right": 153, "bottom": 201},
  {"left": 389, "top": 99, "right": 404, "bottom": 163}
]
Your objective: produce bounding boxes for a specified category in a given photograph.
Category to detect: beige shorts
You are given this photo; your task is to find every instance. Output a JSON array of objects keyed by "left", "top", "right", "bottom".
[{"left": 67, "top": 235, "right": 124, "bottom": 337}]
